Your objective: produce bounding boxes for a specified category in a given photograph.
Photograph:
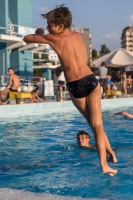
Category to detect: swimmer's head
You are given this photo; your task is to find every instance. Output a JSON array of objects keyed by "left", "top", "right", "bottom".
[
  {"left": 77, "top": 131, "right": 90, "bottom": 147},
  {"left": 41, "top": 4, "right": 72, "bottom": 33}
]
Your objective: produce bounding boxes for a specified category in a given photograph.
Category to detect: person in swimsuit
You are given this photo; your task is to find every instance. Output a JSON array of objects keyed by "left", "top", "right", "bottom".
[
  {"left": 77, "top": 131, "right": 96, "bottom": 150},
  {"left": 23, "top": 4, "right": 117, "bottom": 176},
  {"left": 29, "top": 87, "right": 41, "bottom": 103},
  {"left": 127, "top": 75, "right": 132, "bottom": 94},
  {"left": 0, "top": 67, "right": 20, "bottom": 105},
  {"left": 122, "top": 72, "right": 127, "bottom": 94},
  {"left": 98, "top": 62, "right": 108, "bottom": 98},
  {"left": 112, "top": 111, "right": 133, "bottom": 118},
  {"left": 106, "top": 72, "right": 113, "bottom": 91},
  {"left": 56, "top": 71, "right": 66, "bottom": 92},
  {"left": 77, "top": 131, "right": 113, "bottom": 161}
]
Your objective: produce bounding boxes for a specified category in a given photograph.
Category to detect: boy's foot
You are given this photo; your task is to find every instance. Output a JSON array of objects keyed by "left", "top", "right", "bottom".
[
  {"left": 109, "top": 151, "right": 117, "bottom": 163},
  {"left": 102, "top": 165, "right": 118, "bottom": 176}
]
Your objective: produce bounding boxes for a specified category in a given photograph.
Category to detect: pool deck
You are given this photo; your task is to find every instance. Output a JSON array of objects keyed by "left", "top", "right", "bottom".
[{"left": 0, "top": 97, "right": 133, "bottom": 118}]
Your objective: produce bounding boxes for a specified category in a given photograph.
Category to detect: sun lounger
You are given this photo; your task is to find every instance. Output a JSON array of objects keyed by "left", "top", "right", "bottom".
[
  {"left": 9, "top": 91, "right": 31, "bottom": 104},
  {"left": 106, "top": 90, "right": 121, "bottom": 98}
]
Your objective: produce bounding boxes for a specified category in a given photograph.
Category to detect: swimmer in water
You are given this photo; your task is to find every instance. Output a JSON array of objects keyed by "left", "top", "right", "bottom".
[
  {"left": 23, "top": 4, "right": 117, "bottom": 176},
  {"left": 113, "top": 112, "right": 133, "bottom": 119},
  {"left": 77, "top": 131, "right": 114, "bottom": 161},
  {"left": 77, "top": 131, "right": 96, "bottom": 150}
]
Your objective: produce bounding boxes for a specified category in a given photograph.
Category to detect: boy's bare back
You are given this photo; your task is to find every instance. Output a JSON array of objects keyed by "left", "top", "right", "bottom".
[
  {"left": 48, "top": 31, "right": 92, "bottom": 82},
  {"left": 24, "top": 30, "right": 92, "bottom": 83}
]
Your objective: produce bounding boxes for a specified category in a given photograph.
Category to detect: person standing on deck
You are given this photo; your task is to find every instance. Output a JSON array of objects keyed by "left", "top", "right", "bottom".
[
  {"left": 98, "top": 62, "right": 108, "bottom": 98},
  {"left": 57, "top": 71, "right": 66, "bottom": 92}
]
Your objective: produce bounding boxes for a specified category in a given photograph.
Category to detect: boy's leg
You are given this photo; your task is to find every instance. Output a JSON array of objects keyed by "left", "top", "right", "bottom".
[
  {"left": 85, "top": 84, "right": 117, "bottom": 175},
  {"left": 104, "top": 133, "right": 117, "bottom": 163},
  {"left": 69, "top": 84, "right": 116, "bottom": 162},
  {"left": 69, "top": 84, "right": 117, "bottom": 175}
]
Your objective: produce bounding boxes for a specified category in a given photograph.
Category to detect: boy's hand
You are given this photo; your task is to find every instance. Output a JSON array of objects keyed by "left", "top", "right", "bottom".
[{"left": 35, "top": 28, "right": 45, "bottom": 35}]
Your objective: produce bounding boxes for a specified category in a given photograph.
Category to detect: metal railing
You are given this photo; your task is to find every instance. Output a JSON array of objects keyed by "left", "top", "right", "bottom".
[{"left": 0, "top": 75, "right": 67, "bottom": 94}]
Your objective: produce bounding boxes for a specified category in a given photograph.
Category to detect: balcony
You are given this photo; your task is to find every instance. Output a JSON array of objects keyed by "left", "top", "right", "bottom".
[{"left": 0, "top": 19, "right": 49, "bottom": 53}]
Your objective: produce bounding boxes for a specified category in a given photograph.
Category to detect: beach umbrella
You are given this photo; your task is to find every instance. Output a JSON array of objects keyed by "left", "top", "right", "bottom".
[{"left": 91, "top": 48, "right": 133, "bottom": 68}]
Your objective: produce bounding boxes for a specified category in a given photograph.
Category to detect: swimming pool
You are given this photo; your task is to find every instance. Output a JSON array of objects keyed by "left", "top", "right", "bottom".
[{"left": 0, "top": 107, "right": 133, "bottom": 200}]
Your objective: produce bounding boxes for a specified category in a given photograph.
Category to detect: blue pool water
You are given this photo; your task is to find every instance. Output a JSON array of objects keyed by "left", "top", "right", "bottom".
[{"left": 0, "top": 108, "right": 133, "bottom": 200}]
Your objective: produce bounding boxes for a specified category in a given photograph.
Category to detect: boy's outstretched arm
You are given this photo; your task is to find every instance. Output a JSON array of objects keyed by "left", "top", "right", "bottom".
[{"left": 23, "top": 28, "right": 51, "bottom": 44}]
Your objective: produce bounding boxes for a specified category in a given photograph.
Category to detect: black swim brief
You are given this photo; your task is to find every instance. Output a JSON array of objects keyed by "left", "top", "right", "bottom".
[
  {"left": 66, "top": 74, "right": 98, "bottom": 98},
  {"left": 9, "top": 88, "right": 18, "bottom": 92}
]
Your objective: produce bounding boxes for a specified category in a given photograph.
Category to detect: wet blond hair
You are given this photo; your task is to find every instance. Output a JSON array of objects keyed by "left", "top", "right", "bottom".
[{"left": 41, "top": 4, "right": 72, "bottom": 29}]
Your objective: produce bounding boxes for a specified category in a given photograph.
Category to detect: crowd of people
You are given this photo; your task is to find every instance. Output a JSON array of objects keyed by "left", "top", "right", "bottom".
[
  {"left": 94, "top": 62, "right": 133, "bottom": 98},
  {"left": 0, "top": 64, "right": 132, "bottom": 104},
  {"left": 0, "top": 66, "right": 67, "bottom": 105}
]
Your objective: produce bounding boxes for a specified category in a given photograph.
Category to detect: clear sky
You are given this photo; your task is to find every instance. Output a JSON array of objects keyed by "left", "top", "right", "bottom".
[{"left": 32, "top": 0, "right": 133, "bottom": 51}]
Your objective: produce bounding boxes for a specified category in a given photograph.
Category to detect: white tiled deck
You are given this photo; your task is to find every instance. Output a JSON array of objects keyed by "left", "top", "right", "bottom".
[{"left": 0, "top": 97, "right": 133, "bottom": 118}]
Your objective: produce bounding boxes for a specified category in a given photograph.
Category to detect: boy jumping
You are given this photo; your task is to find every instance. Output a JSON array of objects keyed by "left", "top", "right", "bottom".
[{"left": 23, "top": 4, "right": 117, "bottom": 176}]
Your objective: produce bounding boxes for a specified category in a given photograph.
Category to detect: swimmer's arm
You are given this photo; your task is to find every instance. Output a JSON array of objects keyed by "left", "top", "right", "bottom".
[
  {"left": 112, "top": 112, "right": 133, "bottom": 118},
  {"left": 112, "top": 112, "right": 124, "bottom": 118}
]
